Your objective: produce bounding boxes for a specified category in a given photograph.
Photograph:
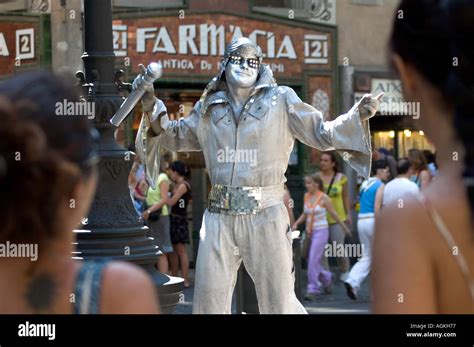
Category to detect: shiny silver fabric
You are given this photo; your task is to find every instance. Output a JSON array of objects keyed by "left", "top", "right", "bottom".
[
  {"left": 136, "top": 64, "right": 372, "bottom": 314},
  {"left": 193, "top": 203, "right": 307, "bottom": 314},
  {"left": 135, "top": 114, "right": 162, "bottom": 189}
]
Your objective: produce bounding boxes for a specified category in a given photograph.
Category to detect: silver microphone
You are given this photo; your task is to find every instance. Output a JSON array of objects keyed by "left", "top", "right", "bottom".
[{"left": 110, "top": 62, "right": 162, "bottom": 127}]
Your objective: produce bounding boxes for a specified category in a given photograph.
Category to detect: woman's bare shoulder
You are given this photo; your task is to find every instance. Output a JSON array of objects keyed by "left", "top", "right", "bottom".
[
  {"left": 373, "top": 183, "right": 473, "bottom": 313},
  {"left": 373, "top": 195, "right": 438, "bottom": 313},
  {"left": 377, "top": 184, "right": 471, "bottom": 258},
  {"left": 376, "top": 194, "right": 432, "bottom": 244}
]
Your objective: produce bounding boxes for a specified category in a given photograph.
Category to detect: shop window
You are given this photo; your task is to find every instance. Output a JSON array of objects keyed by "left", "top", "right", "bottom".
[
  {"left": 397, "top": 130, "right": 435, "bottom": 158},
  {"left": 373, "top": 130, "right": 436, "bottom": 159},
  {"left": 373, "top": 131, "right": 395, "bottom": 155}
]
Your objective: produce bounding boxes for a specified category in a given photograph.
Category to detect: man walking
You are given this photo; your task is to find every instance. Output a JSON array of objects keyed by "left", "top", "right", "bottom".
[{"left": 382, "top": 158, "right": 419, "bottom": 207}]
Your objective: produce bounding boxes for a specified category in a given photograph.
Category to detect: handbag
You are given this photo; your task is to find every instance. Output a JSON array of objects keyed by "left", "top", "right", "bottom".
[
  {"left": 145, "top": 202, "right": 161, "bottom": 222},
  {"left": 148, "top": 209, "right": 161, "bottom": 222}
]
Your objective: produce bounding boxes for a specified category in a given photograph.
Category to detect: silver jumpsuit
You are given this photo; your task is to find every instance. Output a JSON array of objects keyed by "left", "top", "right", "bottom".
[{"left": 139, "top": 65, "right": 371, "bottom": 313}]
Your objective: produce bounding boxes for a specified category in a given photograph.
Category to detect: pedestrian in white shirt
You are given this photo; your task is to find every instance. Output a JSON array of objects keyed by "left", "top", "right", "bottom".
[{"left": 382, "top": 158, "right": 419, "bottom": 207}]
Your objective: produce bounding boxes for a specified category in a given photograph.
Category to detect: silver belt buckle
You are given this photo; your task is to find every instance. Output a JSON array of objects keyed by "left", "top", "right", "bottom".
[{"left": 208, "top": 185, "right": 263, "bottom": 215}]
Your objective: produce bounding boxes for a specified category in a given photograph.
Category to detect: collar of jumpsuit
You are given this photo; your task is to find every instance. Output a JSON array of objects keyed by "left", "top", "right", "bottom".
[{"left": 200, "top": 64, "right": 290, "bottom": 185}]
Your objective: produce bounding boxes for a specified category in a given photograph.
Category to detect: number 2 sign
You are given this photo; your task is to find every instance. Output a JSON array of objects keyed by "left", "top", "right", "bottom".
[{"left": 16, "top": 28, "right": 35, "bottom": 60}]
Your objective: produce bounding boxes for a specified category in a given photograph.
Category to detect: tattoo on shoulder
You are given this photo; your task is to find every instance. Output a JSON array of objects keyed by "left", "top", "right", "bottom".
[{"left": 25, "top": 273, "right": 57, "bottom": 313}]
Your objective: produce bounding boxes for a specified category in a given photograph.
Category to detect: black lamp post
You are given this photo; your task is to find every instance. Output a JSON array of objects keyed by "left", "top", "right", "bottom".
[{"left": 74, "top": 0, "right": 183, "bottom": 313}]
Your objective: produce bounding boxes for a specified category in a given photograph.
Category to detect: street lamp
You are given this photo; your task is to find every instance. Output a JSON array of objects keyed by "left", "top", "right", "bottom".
[{"left": 74, "top": 0, "right": 183, "bottom": 313}]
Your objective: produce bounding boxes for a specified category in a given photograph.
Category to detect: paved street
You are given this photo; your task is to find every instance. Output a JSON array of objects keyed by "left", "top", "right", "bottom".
[
  {"left": 174, "top": 268, "right": 371, "bottom": 314},
  {"left": 301, "top": 270, "right": 371, "bottom": 314}
]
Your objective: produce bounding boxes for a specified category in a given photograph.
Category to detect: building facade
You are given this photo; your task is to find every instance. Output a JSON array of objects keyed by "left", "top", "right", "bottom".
[
  {"left": 1, "top": 0, "right": 434, "bottom": 263},
  {"left": 337, "top": 0, "right": 434, "bottom": 160}
]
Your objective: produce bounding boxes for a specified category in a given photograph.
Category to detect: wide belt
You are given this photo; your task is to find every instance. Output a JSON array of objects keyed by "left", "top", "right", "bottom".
[{"left": 207, "top": 184, "right": 285, "bottom": 215}]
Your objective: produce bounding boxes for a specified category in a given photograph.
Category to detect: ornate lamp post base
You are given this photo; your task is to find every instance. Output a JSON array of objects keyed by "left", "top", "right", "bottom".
[{"left": 74, "top": 0, "right": 183, "bottom": 314}]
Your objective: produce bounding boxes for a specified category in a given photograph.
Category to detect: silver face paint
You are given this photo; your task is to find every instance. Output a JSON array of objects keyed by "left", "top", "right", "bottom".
[{"left": 224, "top": 52, "right": 259, "bottom": 88}]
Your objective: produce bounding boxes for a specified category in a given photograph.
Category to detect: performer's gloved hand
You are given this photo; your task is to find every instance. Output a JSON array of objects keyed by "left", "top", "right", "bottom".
[
  {"left": 358, "top": 92, "right": 384, "bottom": 121},
  {"left": 132, "top": 63, "right": 159, "bottom": 113}
]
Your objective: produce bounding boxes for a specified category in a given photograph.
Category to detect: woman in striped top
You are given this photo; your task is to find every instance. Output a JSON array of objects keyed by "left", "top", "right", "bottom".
[{"left": 293, "top": 174, "right": 351, "bottom": 300}]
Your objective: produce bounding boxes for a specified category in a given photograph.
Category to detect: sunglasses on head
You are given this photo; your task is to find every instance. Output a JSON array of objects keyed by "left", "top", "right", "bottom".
[{"left": 228, "top": 55, "right": 260, "bottom": 69}]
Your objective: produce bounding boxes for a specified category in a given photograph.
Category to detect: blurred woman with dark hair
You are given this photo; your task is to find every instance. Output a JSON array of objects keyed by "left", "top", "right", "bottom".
[
  {"left": 423, "top": 149, "right": 439, "bottom": 178},
  {"left": 408, "top": 148, "right": 431, "bottom": 189},
  {"left": 167, "top": 161, "right": 192, "bottom": 287},
  {"left": 0, "top": 71, "right": 158, "bottom": 313},
  {"left": 373, "top": 0, "right": 474, "bottom": 313}
]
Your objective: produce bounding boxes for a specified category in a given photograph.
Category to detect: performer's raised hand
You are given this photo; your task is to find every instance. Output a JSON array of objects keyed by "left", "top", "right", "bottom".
[
  {"left": 358, "top": 92, "right": 384, "bottom": 121},
  {"left": 132, "top": 63, "right": 159, "bottom": 113}
]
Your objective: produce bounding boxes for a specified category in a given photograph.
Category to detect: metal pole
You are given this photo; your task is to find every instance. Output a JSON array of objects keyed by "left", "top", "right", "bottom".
[{"left": 74, "top": 0, "right": 183, "bottom": 313}]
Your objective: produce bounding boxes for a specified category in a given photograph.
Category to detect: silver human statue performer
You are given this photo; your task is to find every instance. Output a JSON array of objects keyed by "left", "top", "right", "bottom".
[{"left": 134, "top": 37, "right": 383, "bottom": 314}]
